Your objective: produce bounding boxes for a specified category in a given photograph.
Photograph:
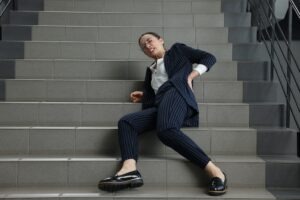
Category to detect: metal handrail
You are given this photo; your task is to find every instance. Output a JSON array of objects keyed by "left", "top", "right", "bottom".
[
  {"left": 263, "top": 0, "right": 300, "bottom": 73},
  {"left": 0, "top": 0, "right": 15, "bottom": 40},
  {"left": 248, "top": 0, "right": 300, "bottom": 157},
  {"left": 249, "top": 0, "right": 300, "bottom": 110},
  {"left": 0, "top": 0, "right": 12, "bottom": 16},
  {"left": 255, "top": 14, "right": 300, "bottom": 129},
  {"left": 290, "top": 0, "right": 300, "bottom": 19},
  {"left": 255, "top": 0, "right": 300, "bottom": 110},
  {"left": 259, "top": 30, "right": 300, "bottom": 131}
]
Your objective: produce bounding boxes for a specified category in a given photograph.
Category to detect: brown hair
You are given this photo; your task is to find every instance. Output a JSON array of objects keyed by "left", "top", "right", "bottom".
[{"left": 138, "top": 32, "right": 162, "bottom": 46}]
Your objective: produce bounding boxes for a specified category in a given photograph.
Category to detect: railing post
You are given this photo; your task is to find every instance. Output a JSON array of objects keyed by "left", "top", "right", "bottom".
[
  {"left": 247, "top": 0, "right": 250, "bottom": 12},
  {"left": 297, "top": 130, "right": 300, "bottom": 157},
  {"left": 286, "top": 1, "right": 293, "bottom": 128},
  {"left": 12, "top": 0, "right": 16, "bottom": 10},
  {"left": 270, "top": 0, "right": 275, "bottom": 81}
]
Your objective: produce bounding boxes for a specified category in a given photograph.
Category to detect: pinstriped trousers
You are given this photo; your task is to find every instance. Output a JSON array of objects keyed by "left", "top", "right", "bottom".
[{"left": 118, "top": 88, "right": 211, "bottom": 169}]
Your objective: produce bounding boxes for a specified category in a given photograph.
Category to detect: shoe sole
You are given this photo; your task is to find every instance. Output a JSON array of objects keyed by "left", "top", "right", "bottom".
[
  {"left": 208, "top": 189, "right": 227, "bottom": 196},
  {"left": 208, "top": 172, "right": 227, "bottom": 196},
  {"left": 98, "top": 178, "right": 144, "bottom": 192}
]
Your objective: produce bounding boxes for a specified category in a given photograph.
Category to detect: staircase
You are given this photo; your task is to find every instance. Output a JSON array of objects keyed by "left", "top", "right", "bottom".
[{"left": 0, "top": 0, "right": 299, "bottom": 199}]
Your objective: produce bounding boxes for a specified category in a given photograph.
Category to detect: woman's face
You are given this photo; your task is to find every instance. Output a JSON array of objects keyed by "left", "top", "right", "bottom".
[{"left": 139, "top": 34, "right": 165, "bottom": 59}]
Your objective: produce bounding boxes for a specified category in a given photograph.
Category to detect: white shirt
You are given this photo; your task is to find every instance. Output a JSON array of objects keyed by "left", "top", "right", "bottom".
[{"left": 149, "top": 58, "right": 208, "bottom": 94}]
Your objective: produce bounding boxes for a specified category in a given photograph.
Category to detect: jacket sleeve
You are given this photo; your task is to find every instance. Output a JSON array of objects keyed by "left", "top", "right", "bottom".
[
  {"left": 177, "top": 43, "right": 216, "bottom": 72},
  {"left": 141, "top": 68, "right": 155, "bottom": 110}
]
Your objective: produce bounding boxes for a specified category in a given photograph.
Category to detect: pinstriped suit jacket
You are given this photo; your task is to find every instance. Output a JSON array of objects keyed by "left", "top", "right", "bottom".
[{"left": 142, "top": 43, "right": 216, "bottom": 127}]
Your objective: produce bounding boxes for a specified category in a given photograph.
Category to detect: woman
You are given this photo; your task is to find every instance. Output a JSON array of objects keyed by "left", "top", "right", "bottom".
[{"left": 98, "top": 32, "right": 227, "bottom": 196}]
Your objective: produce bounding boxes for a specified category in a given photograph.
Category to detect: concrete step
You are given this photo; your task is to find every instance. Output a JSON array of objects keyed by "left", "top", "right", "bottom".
[
  {"left": 0, "top": 186, "right": 275, "bottom": 199},
  {"left": 15, "top": 0, "right": 248, "bottom": 13},
  {"left": 0, "top": 41, "right": 268, "bottom": 61},
  {"left": 260, "top": 155, "right": 300, "bottom": 188},
  {"left": 0, "top": 102, "right": 284, "bottom": 127},
  {"left": 0, "top": 59, "right": 269, "bottom": 81},
  {"left": 238, "top": 61, "right": 270, "bottom": 81},
  {"left": 233, "top": 43, "right": 269, "bottom": 61},
  {"left": 16, "top": 0, "right": 223, "bottom": 13},
  {"left": 8, "top": 11, "right": 251, "bottom": 27},
  {"left": 1, "top": 25, "right": 258, "bottom": 44},
  {"left": 1, "top": 79, "right": 278, "bottom": 103},
  {"left": 269, "top": 188, "right": 300, "bottom": 199},
  {"left": 221, "top": 0, "right": 248, "bottom": 13},
  {"left": 257, "top": 128, "right": 299, "bottom": 156},
  {"left": 0, "top": 155, "right": 266, "bottom": 187},
  {"left": 0, "top": 126, "right": 258, "bottom": 156}
]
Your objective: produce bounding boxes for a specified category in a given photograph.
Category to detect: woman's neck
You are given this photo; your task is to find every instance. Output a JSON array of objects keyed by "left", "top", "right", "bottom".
[{"left": 155, "top": 49, "right": 166, "bottom": 60}]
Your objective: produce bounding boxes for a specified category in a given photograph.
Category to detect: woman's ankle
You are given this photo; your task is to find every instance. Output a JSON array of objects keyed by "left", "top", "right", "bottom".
[
  {"left": 116, "top": 159, "right": 137, "bottom": 176},
  {"left": 204, "top": 161, "right": 225, "bottom": 181}
]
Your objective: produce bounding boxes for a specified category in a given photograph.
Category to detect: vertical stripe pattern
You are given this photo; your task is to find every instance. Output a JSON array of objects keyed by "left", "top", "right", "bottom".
[
  {"left": 118, "top": 107, "right": 157, "bottom": 161},
  {"left": 118, "top": 88, "right": 210, "bottom": 169},
  {"left": 156, "top": 88, "right": 211, "bottom": 169}
]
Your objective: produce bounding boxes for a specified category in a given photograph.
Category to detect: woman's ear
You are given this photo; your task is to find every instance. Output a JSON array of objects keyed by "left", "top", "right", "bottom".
[{"left": 159, "top": 38, "right": 164, "bottom": 45}]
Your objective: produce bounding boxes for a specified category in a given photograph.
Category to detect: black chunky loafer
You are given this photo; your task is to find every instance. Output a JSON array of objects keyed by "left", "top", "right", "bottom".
[
  {"left": 208, "top": 172, "right": 227, "bottom": 196},
  {"left": 98, "top": 170, "right": 144, "bottom": 192}
]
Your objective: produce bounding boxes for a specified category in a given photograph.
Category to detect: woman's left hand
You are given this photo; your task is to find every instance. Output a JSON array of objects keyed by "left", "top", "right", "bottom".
[
  {"left": 187, "top": 77, "right": 194, "bottom": 91},
  {"left": 188, "top": 70, "right": 200, "bottom": 92}
]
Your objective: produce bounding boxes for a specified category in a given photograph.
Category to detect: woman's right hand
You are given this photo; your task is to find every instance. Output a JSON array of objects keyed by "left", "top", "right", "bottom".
[{"left": 130, "top": 91, "right": 144, "bottom": 103}]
